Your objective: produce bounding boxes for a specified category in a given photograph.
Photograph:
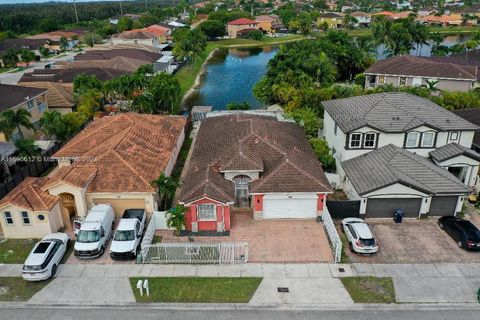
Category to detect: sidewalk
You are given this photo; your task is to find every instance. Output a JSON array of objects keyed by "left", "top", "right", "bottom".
[{"left": 2, "top": 262, "right": 480, "bottom": 305}]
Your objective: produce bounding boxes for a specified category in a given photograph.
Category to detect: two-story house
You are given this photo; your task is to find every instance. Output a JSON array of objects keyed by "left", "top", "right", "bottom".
[
  {"left": 227, "top": 18, "right": 258, "bottom": 38},
  {"left": 322, "top": 92, "right": 480, "bottom": 218},
  {"left": 0, "top": 84, "right": 49, "bottom": 142}
]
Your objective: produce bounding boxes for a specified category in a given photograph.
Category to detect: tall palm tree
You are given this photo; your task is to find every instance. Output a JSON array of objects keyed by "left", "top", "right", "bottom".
[
  {"left": 152, "top": 173, "right": 178, "bottom": 210},
  {"left": 39, "top": 111, "right": 67, "bottom": 142},
  {"left": 1, "top": 109, "right": 33, "bottom": 140}
]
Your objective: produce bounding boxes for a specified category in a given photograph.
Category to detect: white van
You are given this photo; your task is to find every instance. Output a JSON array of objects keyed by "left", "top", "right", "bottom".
[{"left": 74, "top": 204, "right": 115, "bottom": 259}]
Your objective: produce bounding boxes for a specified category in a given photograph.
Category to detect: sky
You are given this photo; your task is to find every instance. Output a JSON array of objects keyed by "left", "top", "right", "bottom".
[{"left": 0, "top": 0, "right": 131, "bottom": 4}]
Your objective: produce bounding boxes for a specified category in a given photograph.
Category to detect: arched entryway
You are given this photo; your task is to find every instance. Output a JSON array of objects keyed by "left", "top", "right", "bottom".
[
  {"left": 233, "top": 175, "right": 252, "bottom": 208},
  {"left": 59, "top": 192, "right": 76, "bottom": 230}
]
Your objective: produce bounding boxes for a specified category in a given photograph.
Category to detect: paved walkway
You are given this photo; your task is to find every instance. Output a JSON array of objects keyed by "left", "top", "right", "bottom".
[{"left": 2, "top": 262, "right": 480, "bottom": 305}]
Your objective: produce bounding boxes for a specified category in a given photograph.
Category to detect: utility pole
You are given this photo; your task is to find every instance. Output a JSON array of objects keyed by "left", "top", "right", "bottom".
[
  {"left": 145, "top": 0, "right": 148, "bottom": 11},
  {"left": 119, "top": 1, "right": 123, "bottom": 15},
  {"left": 73, "top": 0, "right": 79, "bottom": 23}
]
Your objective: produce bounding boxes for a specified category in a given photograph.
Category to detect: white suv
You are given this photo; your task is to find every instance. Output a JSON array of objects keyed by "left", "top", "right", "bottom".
[
  {"left": 22, "top": 233, "right": 69, "bottom": 281},
  {"left": 341, "top": 218, "right": 378, "bottom": 254}
]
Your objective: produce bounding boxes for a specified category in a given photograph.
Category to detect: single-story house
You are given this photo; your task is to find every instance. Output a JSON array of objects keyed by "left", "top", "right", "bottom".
[
  {"left": 342, "top": 144, "right": 469, "bottom": 218},
  {"left": 0, "top": 113, "right": 186, "bottom": 238},
  {"left": 179, "top": 113, "right": 331, "bottom": 234}
]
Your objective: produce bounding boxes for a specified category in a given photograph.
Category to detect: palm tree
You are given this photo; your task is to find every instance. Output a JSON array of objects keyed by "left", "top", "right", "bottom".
[
  {"left": 14, "top": 138, "right": 40, "bottom": 157},
  {"left": 167, "top": 204, "right": 187, "bottom": 236},
  {"left": 1, "top": 109, "right": 33, "bottom": 140},
  {"left": 152, "top": 173, "right": 178, "bottom": 210},
  {"left": 39, "top": 111, "right": 67, "bottom": 142}
]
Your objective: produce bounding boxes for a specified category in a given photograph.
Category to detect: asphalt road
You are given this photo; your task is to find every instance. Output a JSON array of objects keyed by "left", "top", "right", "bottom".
[{"left": 1, "top": 306, "right": 479, "bottom": 320}]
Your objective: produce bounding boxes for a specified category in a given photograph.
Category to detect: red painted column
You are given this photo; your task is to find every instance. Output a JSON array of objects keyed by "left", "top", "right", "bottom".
[{"left": 317, "top": 194, "right": 326, "bottom": 215}]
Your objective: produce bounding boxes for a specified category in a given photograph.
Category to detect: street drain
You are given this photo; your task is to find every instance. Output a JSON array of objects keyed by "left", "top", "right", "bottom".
[
  {"left": 339, "top": 268, "right": 345, "bottom": 273},
  {"left": 277, "top": 287, "right": 289, "bottom": 293}
]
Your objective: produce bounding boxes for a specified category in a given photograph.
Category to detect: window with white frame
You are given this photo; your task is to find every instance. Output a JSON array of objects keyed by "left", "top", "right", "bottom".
[
  {"left": 449, "top": 131, "right": 459, "bottom": 141},
  {"left": 26, "top": 99, "right": 35, "bottom": 110},
  {"left": 37, "top": 102, "right": 46, "bottom": 113},
  {"left": 349, "top": 133, "right": 362, "bottom": 148},
  {"left": 421, "top": 132, "right": 435, "bottom": 148},
  {"left": 197, "top": 204, "right": 216, "bottom": 221},
  {"left": 405, "top": 132, "right": 420, "bottom": 148},
  {"left": 4, "top": 212, "right": 13, "bottom": 225},
  {"left": 399, "top": 77, "right": 407, "bottom": 86},
  {"left": 363, "top": 133, "right": 376, "bottom": 148},
  {"left": 21, "top": 211, "right": 30, "bottom": 225}
]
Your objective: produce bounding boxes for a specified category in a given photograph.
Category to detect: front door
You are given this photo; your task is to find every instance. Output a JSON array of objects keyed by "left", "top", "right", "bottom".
[{"left": 235, "top": 183, "right": 249, "bottom": 207}]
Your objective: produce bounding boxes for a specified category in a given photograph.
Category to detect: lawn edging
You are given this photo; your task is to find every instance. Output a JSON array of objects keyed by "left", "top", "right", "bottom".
[
  {"left": 340, "top": 276, "right": 396, "bottom": 304},
  {"left": 129, "top": 277, "right": 262, "bottom": 303}
]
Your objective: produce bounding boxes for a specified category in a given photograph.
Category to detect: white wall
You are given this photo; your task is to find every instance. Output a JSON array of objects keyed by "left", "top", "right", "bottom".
[
  {"left": 436, "top": 154, "right": 479, "bottom": 187},
  {"left": 323, "top": 110, "right": 347, "bottom": 168},
  {"left": 164, "top": 127, "right": 185, "bottom": 177}
]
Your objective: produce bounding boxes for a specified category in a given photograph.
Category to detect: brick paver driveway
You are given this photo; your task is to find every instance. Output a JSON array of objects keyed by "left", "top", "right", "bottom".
[
  {"left": 159, "top": 211, "right": 333, "bottom": 263},
  {"left": 340, "top": 217, "right": 480, "bottom": 264}
]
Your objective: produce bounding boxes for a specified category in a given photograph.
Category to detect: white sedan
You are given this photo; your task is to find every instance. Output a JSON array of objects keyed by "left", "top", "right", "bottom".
[
  {"left": 22, "top": 233, "right": 69, "bottom": 281},
  {"left": 341, "top": 218, "right": 378, "bottom": 254}
]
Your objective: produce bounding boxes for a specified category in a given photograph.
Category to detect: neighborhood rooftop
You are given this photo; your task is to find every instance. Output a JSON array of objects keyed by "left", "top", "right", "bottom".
[
  {"left": 0, "top": 177, "right": 59, "bottom": 211},
  {"left": 179, "top": 114, "right": 331, "bottom": 204},
  {"left": 322, "top": 92, "right": 479, "bottom": 133},
  {"left": 364, "top": 55, "right": 479, "bottom": 80},
  {"left": 0, "top": 84, "right": 47, "bottom": 112},
  {"left": 342, "top": 144, "right": 469, "bottom": 196},
  {"left": 50, "top": 113, "right": 186, "bottom": 193},
  {"left": 430, "top": 142, "right": 480, "bottom": 162}
]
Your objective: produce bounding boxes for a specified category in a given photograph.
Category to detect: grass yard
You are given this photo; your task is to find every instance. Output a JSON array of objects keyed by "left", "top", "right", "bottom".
[
  {"left": 0, "top": 277, "right": 51, "bottom": 301},
  {"left": 129, "top": 277, "right": 262, "bottom": 303},
  {"left": 341, "top": 277, "right": 396, "bottom": 303},
  {"left": 0, "top": 67, "right": 12, "bottom": 73},
  {"left": 0, "top": 239, "right": 36, "bottom": 264},
  {"left": 338, "top": 232, "right": 351, "bottom": 264},
  {"left": 213, "top": 34, "right": 307, "bottom": 47}
]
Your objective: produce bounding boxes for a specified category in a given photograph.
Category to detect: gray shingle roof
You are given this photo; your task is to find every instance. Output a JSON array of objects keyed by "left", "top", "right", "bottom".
[
  {"left": 322, "top": 92, "right": 479, "bottom": 133},
  {"left": 342, "top": 144, "right": 469, "bottom": 196},
  {"left": 430, "top": 143, "right": 480, "bottom": 162}
]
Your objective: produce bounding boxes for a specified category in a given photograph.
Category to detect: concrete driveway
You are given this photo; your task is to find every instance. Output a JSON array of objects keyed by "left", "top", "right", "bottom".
[
  {"left": 340, "top": 217, "right": 480, "bottom": 264},
  {"left": 159, "top": 211, "right": 333, "bottom": 263}
]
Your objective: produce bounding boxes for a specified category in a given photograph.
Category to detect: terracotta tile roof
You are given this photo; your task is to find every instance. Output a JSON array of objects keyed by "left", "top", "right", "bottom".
[
  {"left": 365, "top": 55, "right": 478, "bottom": 80},
  {"left": 255, "top": 15, "right": 276, "bottom": 22},
  {"left": 0, "top": 177, "right": 59, "bottom": 211},
  {"left": 179, "top": 114, "right": 331, "bottom": 204},
  {"left": 75, "top": 48, "right": 161, "bottom": 62},
  {"left": 43, "top": 166, "right": 98, "bottom": 190},
  {"left": 52, "top": 113, "right": 186, "bottom": 193},
  {"left": 228, "top": 18, "right": 257, "bottom": 25},
  {"left": 18, "top": 82, "right": 74, "bottom": 109},
  {"left": 20, "top": 67, "right": 129, "bottom": 83}
]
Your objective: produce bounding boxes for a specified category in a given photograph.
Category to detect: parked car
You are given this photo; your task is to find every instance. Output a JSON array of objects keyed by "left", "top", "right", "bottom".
[
  {"left": 341, "top": 218, "right": 378, "bottom": 254},
  {"left": 438, "top": 216, "right": 480, "bottom": 250},
  {"left": 74, "top": 204, "right": 115, "bottom": 258},
  {"left": 22, "top": 233, "right": 69, "bottom": 281},
  {"left": 110, "top": 209, "right": 146, "bottom": 260}
]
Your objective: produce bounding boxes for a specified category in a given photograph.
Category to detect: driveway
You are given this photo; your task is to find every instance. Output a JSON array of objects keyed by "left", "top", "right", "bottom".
[
  {"left": 340, "top": 217, "right": 480, "bottom": 264},
  {"left": 158, "top": 211, "right": 333, "bottom": 263}
]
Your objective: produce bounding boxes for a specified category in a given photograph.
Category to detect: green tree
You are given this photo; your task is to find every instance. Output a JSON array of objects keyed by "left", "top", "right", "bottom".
[
  {"left": 39, "top": 46, "right": 49, "bottom": 59},
  {"left": 199, "top": 20, "right": 225, "bottom": 40},
  {"left": 137, "top": 73, "right": 180, "bottom": 114},
  {"left": 287, "top": 108, "right": 321, "bottom": 138},
  {"left": 152, "top": 173, "right": 178, "bottom": 210},
  {"left": 18, "top": 49, "right": 35, "bottom": 62},
  {"left": 173, "top": 29, "right": 207, "bottom": 68},
  {"left": 14, "top": 139, "right": 40, "bottom": 157},
  {"left": 39, "top": 111, "right": 68, "bottom": 142},
  {"left": 312, "top": 0, "right": 327, "bottom": 9},
  {"left": 1, "top": 48, "right": 19, "bottom": 67},
  {"left": 167, "top": 204, "right": 187, "bottom": 236},
  {"left": 74, "top": 74, "right": 103, "bottom": 95},
  {"left": 82, "top": 32, "right": 102, "bottom": 47},
  {"left": 343, "top": 14, "right": 358, "bottom": 30},
  {"left": 0, "top": 109, "right": 33, "bottom": 140},
  {"left": 309, "top": 138, "right": 336, "bottom": 171},
  {"left": 247, "top": 30, "right": 263, "bottom": 40},
  {"left": 59, "top": 36, "right": 68, "bottom": 51},
  {"left": 117, "top": 16, "right": 134, "bottom": 32}
]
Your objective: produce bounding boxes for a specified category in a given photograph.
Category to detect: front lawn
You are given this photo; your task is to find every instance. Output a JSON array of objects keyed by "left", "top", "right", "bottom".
[
  {"left": 213, "top": 34, "right": 307, "bottom": 47},
  {"left": 129, "top": 277, "right": 262, "bottom": 303},
  {"left": 0, "top": 277, "right": 51, "bottom": 301},
  {"left": 0, "top": 239, "right": 36, "bottom": 264},
  {"left": 341, "top": 277, "right": 396, "bottom": 303}
]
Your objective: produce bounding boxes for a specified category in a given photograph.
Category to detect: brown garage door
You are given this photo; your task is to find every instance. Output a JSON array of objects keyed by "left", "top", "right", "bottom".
[
  {"left": 366, "top": 198, "right": 422, "bottom": 218},
  {"left": 93, "top": 199, "right": 146, "bottom": 218},
  {"left": 429, "top": 196, "right": 458, "bottom": 216}
]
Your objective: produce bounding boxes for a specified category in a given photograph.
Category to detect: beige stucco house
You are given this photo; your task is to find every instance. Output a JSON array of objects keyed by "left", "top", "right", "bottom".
[
  {"left": 0, "top": 113, "right": 186, "bottom": 238},
  {"left": 0, "top": 84, "right": 49, "bottom": 142}
]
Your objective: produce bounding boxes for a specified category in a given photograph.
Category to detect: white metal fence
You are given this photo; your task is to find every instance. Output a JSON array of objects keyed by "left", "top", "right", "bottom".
[
  {"left": 141, "top": 242, "right": 248, "bottom": 264},
  {"left": 323, "top": 207, "right": 342, "bottom": 263}
]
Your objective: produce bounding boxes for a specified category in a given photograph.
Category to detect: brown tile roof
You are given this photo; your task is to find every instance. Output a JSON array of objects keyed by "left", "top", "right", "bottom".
[
  {"left": 18, "top": 82, "right": 74, "bottom": 109},
  {"left": 0, "top": 177, "right": 59, "bottom": 211},
  {"left": 52, "top": 113, "right": 186, "bottom": 193},
  {"left": 179, "top": 114, "right": 331, "bottom": 204},
  {"left": 75, "top": 48, "right": 161, "bottom": 62},
  {"left": 20, "top": 66, "right": 129, "bottom": 83},
  {"left": 61, "top": 56, "right": 152, "bottom": 73},
  {"left": 43, "top": 166, "right": 98, "bottom": 190},
  {"left": 365, "top": 55, "right": 478, "bottom": 80},
  {"left": 0, "top": 84, "right": 47, "bottom": 112}
]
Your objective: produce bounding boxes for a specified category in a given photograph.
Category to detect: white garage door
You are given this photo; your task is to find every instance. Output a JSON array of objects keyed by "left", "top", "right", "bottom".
[{"left": 263, "top": 194, "right": 317, "bottom": 219}]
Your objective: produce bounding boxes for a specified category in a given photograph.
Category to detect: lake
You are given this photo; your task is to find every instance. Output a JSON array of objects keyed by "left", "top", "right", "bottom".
[
  {"left": 184, "top": 46, "right": 278, "bottom": 110},
  {"left": 186, "top": 35, "right": 471, "bottom": 111}
]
